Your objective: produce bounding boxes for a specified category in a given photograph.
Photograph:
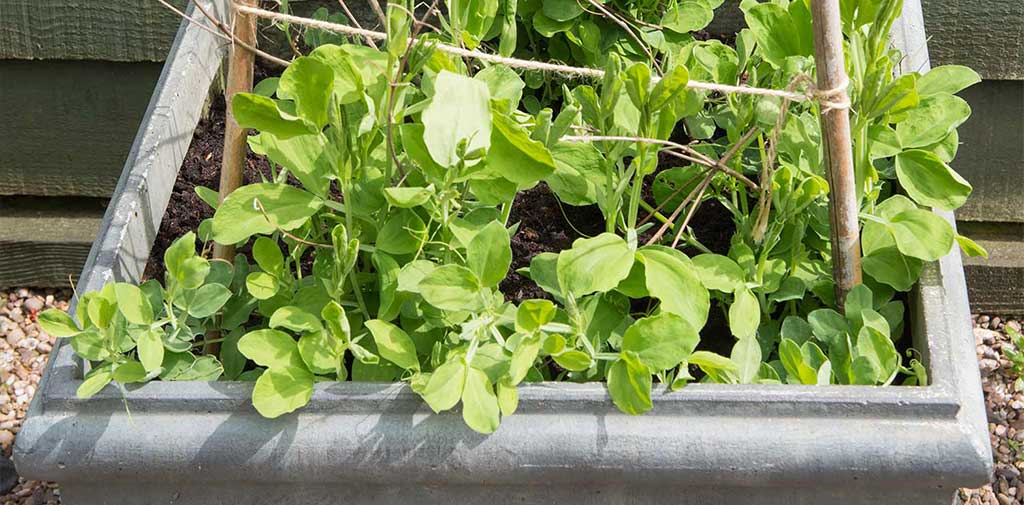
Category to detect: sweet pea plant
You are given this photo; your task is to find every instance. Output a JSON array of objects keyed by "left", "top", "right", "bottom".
[{"left": 40, "top": 0, "right": 984, "bottom": 433}]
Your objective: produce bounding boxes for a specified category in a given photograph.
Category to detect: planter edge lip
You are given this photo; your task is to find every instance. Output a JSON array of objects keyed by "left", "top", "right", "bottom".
[{"left": 15, "top": 0, "right": 993, "bottom": 491}]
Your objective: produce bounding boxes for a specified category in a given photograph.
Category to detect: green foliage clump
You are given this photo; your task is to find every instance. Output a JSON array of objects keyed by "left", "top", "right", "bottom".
[{"left": 40, "top": 0, "right": 981, "bottom": 433}]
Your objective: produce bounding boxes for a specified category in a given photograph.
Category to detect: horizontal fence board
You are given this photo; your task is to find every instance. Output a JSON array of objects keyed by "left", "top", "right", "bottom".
[
  {"left": 0, "top": 0, "right": 188, "bottom": 62},
  {"left": 920, "top": 0, "right": 1023, "bottom": 80},
  {"left": 953, "top": 80, "right": 1024, "bottom": 223},
  {"left": 0, "top": 60, "right": 163, "bottom": 197},
  {"left": 0, "top": 197, "right": 106, "bottom": 288},
  {"left": 0, "top": 0, "right": 1019, "bottom": 79}
]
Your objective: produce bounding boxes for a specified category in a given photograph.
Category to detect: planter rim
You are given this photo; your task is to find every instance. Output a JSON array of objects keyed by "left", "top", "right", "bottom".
[{"left": 15, "top": 0, "right": 993, "bottom": 495}]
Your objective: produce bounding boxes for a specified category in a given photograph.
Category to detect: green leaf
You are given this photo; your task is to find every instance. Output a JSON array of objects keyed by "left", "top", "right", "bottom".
[
  {"left": 729, "top": 286, "right": 760, "bottom": 338},
  {"left": 779, "top": 338, "right": 829, "bottom": 385},
  {"left": 376, "top": 208, "right": 428, "bottom": 255},
  {"left": 38, "top": 309, "right": 80, "bottom": 337},
  {"left": 461, "top": 367, "right": 501, "bottom": 433},
  {"left": 780, "top": 315, "right": 813, "bottom": 346},
  {"left": 211, "top": 183, "right": 323, "bottom": 245},
  {"left": 887, "top": 209, "right": 955, "bottom": 261},
  {"left": 270, "top": 306, "right": 324, "bottom": 333},
  {"left": 508, "top": 335, "right": 541, "bottom": 384},
  {"left": 308, "top": 44, "right": 367, "bottom": 104},
  {"left": 688, "top": 350, "right": 739, "bottom": 383},
  {"left": 113, "top": 283, "right": 154, "bottom": 325},
  {"left": 112, "top": 361, "right": 149, "bottom": 384},
  {"left": 691, "top": 254, "right": 744, "bottom": 292},
  {"left": 730, "top": 336, "right": 762, "bottom": 384},
  {"left": 164, "top": 232, "right": 197, "bottom": 281},
  {"left": 253, "top": 236, "right": 284, "bottom": 275},
  {"left": 474, "top": 65, "right": 524, "bottom": 108},
  {"left": 188, "top": 283, "right": 232, "bottom": 319},
  {"left": 637, "top": 246, "right": 709, "bottom": 329},
  {"left": 623, "top": 63, "right": 651, "bottom": 112},
  {"left": 276, "top": 56, "right": 334, "bottom": 129},
  {"left": 366, "top": 319, "right": 420, "bottom": 371},
  {"left": 557, "top": 233, "right": 635, "bottom": 297},
  {"left": 649, "top": 64, "right": 690, "bottom": 112},
  {"left": 246, "top": 272, "right": 280, "bottom": 300},
  {"left": 607, "top": 357, "right": 652, "bottom": 415},
  {"left": 621, "top": 312, "right": 699, "bottom": 371},
  {"left": 895, "top": 150, "right": 972, "bottom": 211},
  {"left": 497, "top": 380, "right": 518, "bottom": 416},
  {"left": 178, "top": 256, "right": 211, "bottom": 290},
  {"left": 854, "top": 314, "right": 899, "bottom": 385},
  {"left": 862, "top": 244, "right": 922, "bottom": 291},
  {"left": 383, "top": 186, "right": 434, "bottom": 208},
  {"left": 232, "top": 93, "right": 315, "bottom": 139},
  {"left": 251, "top": 133, "right": 333, "bottom": 197},
  {"left": 553, "top": 350, "right": 593, "bottom": 371},
  {"left": 252, "top": 367, "right": 315, "bottom": 418},
  {"left": 744, "top": 3, "right": 808, "bottom": 67},
  {"left": 541, "top": 0, "right": 583, "bottom": 21},
  {"left": 419, "top": 265, "right": 485, "bottom": 312},
  {"left": 662, "top": 0, "right": 714, "bottom": 33},
  {"left": 487, "top": 110, "right": 556, "bottom": 187},
  {"left": 77, "top": 366, "right": 113, "bottom": 399},
  {"left": 807, "top": 308, "right": 850, "bottom": 346},
  {"left": 297, "top": 331, "right": 338, "bottom": 375},
  {"left": 321, "top": 301, "right": 351, "bottom": 344},
  {"left": 867, "top": 73, "right": 918, "bottom": 119},
  {"left": 956, "top": 234, "right": 989, "bottom": 258},
  {"left": 516, "top": 299, "right": 556, "bottom": 333},
  {"left": 525, "top": 252, "right": 562, "bottom": 298},
  {"left": 237, "top": 329, "right": 305, "bottom": 370},
  {"left": 221, "top": 329, "right": 247, "bottom": 380},
  {"left": 71, "top": 329, "right": 111, "bottom": 361},
  {"left": 467, "top": 221, "right": 512, "bottom": 287},
  {"left": 916, "top": 65, "right": 980, "bottom": 97},
  {"left": 546, "top": 142, "right": 603, "bottom": 206},
  {"left": 137, "top": 328, "right": 165, "bottom": 373},
  {"left": 421, "top": 358, "right": 467, "bottom": 412},
  {"left": 895, "top": 93, "right": 971, "bottom": 148},
  {"left": 422, "top": 71, "right": 491, "bottom": 167}
]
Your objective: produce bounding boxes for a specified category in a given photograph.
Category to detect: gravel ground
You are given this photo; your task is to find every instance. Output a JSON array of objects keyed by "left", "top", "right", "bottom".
[
  {"left": 0, "top": 285, "right": 1019, "bottom": 503},
  {"left": 959, "top": 315, "right": 1024, "bottom": 505},
  {"left": 0, "top": 289, "right": 65, "bottom": 505}
]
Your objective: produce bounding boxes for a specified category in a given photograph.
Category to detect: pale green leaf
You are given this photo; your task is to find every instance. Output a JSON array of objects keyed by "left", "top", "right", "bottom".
[
  {"left": 252, "top": 367, "right": 315, "bottom": 418},
  {"left": 366, "top": 319, "right": 420, "bottom": 371}
]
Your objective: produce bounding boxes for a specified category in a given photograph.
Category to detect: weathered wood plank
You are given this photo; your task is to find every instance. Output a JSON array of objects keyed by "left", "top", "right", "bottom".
[
  {"left": 0, "top": 0, "right": 187, "bottom": 61},
  {"left": 959, "top": 223, "right": 1024, "bottom": 315},
  {"left": 0, "top": 60, "right": 163, "bottom": 197},
  {"left": 0, "top": 197, "right": 105, "bottom": 288},
  {"left": 953, "top": 80, "right": 1024, "bottom": 223},
  {"left": 920, "top": 0, "right": 1023, "bottom": 80},
  {"left": 1, "top": 0, "right": 1019, "bottom": 79}
]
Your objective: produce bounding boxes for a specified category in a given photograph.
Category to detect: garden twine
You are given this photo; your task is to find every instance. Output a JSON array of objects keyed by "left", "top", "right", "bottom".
[{"left": 230, "top": 3, "right": 852, "bottom": 111}]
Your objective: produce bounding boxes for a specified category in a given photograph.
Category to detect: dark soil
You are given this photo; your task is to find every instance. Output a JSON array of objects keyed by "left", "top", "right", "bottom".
[
  {"left": 143, "top": 96, "right": 274, "bottom": 281},
  {"left": 501, "top": 184, "right": 604, "bottom": 303}
]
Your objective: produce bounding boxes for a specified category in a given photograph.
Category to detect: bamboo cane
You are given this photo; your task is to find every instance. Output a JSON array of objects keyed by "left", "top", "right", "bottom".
[
  {"left": 810, "top": 0, "right": 862, "bottom": 309},
  {"left": 208, "top": 0, "right": 257, "bottom": 354}
]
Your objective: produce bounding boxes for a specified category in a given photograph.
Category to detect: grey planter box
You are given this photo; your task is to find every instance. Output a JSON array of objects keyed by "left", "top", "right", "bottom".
[{"left": 14, "top": 1, "right": 992, "bottom": 503}]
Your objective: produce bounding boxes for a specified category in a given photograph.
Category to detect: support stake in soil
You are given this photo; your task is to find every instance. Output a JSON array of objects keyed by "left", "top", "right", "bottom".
[
  {"left": 810, "top": 0, "right": 862, "bottom": 308},
  {"left": 209, "top": 0, "right": 257, "bottom": 354}
]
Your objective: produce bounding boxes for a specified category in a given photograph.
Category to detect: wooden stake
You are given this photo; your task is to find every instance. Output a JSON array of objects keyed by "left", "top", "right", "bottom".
[
  {"left": 208, "top": 0, "right": 257, "bottom": 355},
  {"left": 810, "top": 0, "right": 862, "bottom": 308},
  {"left": 213, "top": 0, "right": 257, "bottom": 262}
]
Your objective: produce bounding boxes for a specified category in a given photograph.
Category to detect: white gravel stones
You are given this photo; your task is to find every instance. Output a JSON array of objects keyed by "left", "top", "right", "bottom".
[
  {"left": 1, "top": 288, "right": 66, "bottom": 505},
  {"left": 960, "top": 316, "right": 1024, "bottom": 505}
]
